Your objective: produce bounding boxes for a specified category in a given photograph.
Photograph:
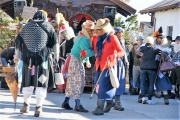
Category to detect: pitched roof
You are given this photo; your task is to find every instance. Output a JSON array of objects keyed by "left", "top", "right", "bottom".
[{"left": 139, "top": 0, "right": 180, "bottom": 14}]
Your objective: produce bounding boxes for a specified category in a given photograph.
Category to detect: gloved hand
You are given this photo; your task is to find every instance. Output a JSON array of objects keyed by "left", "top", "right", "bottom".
[
  {"left": 86, "top": 61, "right": 91, "bottom": 68},
  {"left": 161, "top": 51, "right": 168, "bottom": 57}
]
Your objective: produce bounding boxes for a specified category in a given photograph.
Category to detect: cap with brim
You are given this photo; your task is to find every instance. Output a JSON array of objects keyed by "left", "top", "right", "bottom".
[
  {"left": 175, "top": 36, "right": 180, "bottom": 40},
  {"left": 94, "top": 18, "right": 110, "bottom": 29},
  {"left": 73, "top": 19, "right": 79, "bottom": 24},
  {"left": 81, "top": 20, "right": 94, "bottom": 29},
  {"left": 137, "top": 36, "right": 144, "bottom": 41}
]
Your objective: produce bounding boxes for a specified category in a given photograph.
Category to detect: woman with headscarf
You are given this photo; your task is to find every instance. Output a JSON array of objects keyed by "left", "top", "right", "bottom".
[
  {"left": 61, "top": 20, "right": 95, "bottom": 112},
  {"left": 92, "top": 18, "right": 124, "bottom": 115},
  {"left": 14, "top": 10, "right": 59, "bottom": 117}
]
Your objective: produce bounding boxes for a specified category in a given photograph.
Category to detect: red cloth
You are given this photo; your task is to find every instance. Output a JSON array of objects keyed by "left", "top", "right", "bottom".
[
  {"left": 94, "top": 33, "right": 125, "bottom": 71},
  {"left": 69, "top": 14, "right": 93, "bottom": 25},
  {"left": 57, "top": 55, "right": 71, "bottom": 90}
]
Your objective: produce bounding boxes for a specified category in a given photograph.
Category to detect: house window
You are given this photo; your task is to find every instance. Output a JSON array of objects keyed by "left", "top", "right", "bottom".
[{"left": 167, "top": 26, "right": 173, "bottom": 37}]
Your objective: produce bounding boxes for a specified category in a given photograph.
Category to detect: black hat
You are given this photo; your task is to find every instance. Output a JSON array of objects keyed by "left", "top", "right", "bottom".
[
  {"left": 175, "top": 36, "right": 180, "bottom": 40},
  {"left": 153, "top": 26, "right": 165, "bottom": 38},
  {"left": 167, "top": 36, "right": 172, "bottom": 41}
]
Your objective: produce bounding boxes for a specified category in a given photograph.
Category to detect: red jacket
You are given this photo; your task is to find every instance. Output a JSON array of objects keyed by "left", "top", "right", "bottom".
[{"left": 93, "top": 33, "right": 124, "bottom": 71}]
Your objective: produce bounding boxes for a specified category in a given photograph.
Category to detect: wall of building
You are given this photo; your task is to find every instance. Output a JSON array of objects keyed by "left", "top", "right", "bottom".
[{"left": 155, "top": 8, "right": 180, "bottom": 40}]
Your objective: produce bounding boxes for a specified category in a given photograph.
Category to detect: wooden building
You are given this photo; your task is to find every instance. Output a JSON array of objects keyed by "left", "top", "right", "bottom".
[{"left": 0, "top": 0, "right": 136, "bottom": 24}]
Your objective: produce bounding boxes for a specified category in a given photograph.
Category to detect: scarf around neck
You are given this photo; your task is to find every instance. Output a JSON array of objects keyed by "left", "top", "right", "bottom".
[{"left": 96, "top": 33, "right": 109, "bottom": 59}]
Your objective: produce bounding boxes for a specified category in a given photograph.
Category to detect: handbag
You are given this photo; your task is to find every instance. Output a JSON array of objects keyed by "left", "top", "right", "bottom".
[
  {"left": 160, "top": 60, "right": 176, "bottom": 72},
  {"left": 54, "top": 60, "right": 64, "bottom": 85},
  {"left": 109, "top": 66, "right": 119, "bottom": 88}
]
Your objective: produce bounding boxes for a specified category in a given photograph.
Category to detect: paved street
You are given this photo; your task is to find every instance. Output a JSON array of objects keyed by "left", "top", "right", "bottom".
[{"left": 0, "top": 88, "right": 179, "bottom": 120}]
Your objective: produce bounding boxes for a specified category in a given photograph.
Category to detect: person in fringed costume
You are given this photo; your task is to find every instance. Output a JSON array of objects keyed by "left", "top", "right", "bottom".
[
  {"left": 15, "top": 22, "right": 26, "bottom": 95},
  {"left": 61, "top": 20, "right": 95, "bottom": 112},
  {"left": 14, "top": 10, "right": 59, "bottom": 117},
  {"left": 55, "top": 13, "right": 75, "bottom": 91},
  {"left": 153, "top": 26, "right": 172, "bottom": 105},
  {"left": 170, "top": 36, "right": 180, "bottom": 100},
  {"left": 92, "top": 18, "right": 124, "bottom": 115}
]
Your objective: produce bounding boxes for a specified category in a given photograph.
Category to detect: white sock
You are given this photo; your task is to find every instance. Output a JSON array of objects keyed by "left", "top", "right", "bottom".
[
  {"left": 163, "top": 90, "right": 168, "bottom": 95},
  {"left": 24, "top": 94, "right": 32, "bottom": 105},
  {"left": 36, "top": 97, "right": 44, "bottom": 107}
]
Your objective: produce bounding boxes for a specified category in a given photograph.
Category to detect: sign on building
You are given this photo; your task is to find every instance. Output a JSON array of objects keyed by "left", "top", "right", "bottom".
[{"left": 21, "top": 6, "right": 37, "bottom": 19}]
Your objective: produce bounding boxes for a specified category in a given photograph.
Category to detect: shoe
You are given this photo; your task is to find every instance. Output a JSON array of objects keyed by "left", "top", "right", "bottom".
[
  {"left": 164, "top": 95, "right": 169, "bottom": 105},
  {"left": 104, "top": 100, "right": 115, "bottom": 113},
  {"left": 75, "top": 105, "right": 88, "bottom": 112},
  {"left": 114, "top": 101, "right": 124, "bottom": 111},
  {"left": 34, "top": 106, "right": 43, "bottom": 117},
  {"left": 142, "top": 97, "right": 146, "bottom": 104},
  {"left": 168, "top": 93, "right": 175, "bottom": 99},
  {"left": 138, "top": 94, "right": 142, "bottom": 103},
  {"left": 147, "top": 100, "right": 156, "bottom": 105},
  {"left": 20, "top": 102, "right": 29, "bottom": 113},
  {"left": 130, "top": 88, "right": 139, "bottom": 95},
  {"left": 61, "top": 103, "right": 73, "bottom": 110},
  {"left": 154, "top": 92, "right": 161, "bottom": 98}
]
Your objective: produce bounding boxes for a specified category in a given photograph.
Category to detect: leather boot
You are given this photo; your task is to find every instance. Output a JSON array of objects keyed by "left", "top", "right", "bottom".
[
  {"left": 92, "top": 100, "right": 105, "bottom": 115},
  {"left": 34, "top": 106, "right": 43, "bottom": 117},
  {"left": 138, "top": 94, "right": 142, "bottom": 103},
  {"left": 74, "top": 105, "right": 88, "bottom": 112},
  {"left": 114, "top": 101, "right": 124, "bottom": 111},
  {"left": 61, "top": 103, "right": 73, "bottom": 110},
  {"left": 104, "top": 100, "right": 115, "bottom": 113},
  {"left": 164, "top": 95, "right": 169, "bottom": 105},
  {"left": 20, "top": 102, "right": 29, "bottom": 113}
]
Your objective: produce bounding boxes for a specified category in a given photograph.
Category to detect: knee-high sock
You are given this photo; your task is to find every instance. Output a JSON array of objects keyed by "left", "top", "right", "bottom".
[
  {"left": 63, "top": 97, "right": 70, "bottom": 104},
  {"left": 171, "top": 85, "right": 176, "bottom": 93},
  {"left": 35, "top": 87, "right": 47, "bottom": 107},
  {"left": 36, "top": 97, "right": 45, "bottom": 107},
  {"left": 163, "top": 90, "right": 168, "bottom": 95},
  {"left": 23, "top": 94, "right": 32, "bottom": 105},
  {"left": 115, "top": 95, "right": 120, "bottom": 103},
  {"left": 75, "top": 99, "right": 81, "bottom": 107},
  {"left": 22, "top": 87, "right": 34, "bottom": 105}
]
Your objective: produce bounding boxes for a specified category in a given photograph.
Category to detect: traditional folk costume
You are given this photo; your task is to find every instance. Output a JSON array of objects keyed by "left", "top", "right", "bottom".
[
  {"left": 153, "top": 27, "right": 172, "bottom": 105},
  {"left": 61, "top": 20, "right": 95, "bottom": 112},
  {"left": 92, "top": 18, "right": 124, "bottom": 115},
  {"left": 14, "top": 10, "right": 59, "bottom": 117}
]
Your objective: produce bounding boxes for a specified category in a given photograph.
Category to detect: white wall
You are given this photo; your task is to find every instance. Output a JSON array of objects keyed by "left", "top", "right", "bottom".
[{"left": 155, "top": 8, "right": 180, "bottom": 40}]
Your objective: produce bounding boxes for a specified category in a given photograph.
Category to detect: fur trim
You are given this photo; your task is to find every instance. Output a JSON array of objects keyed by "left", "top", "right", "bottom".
[{"left": 145, "top": 36, "right": 154, "bottom": 45}]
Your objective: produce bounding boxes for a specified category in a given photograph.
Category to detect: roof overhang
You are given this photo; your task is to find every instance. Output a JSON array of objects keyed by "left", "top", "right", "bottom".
[{"left": 139, "top": 5, "right": 179, "bottom": 14}]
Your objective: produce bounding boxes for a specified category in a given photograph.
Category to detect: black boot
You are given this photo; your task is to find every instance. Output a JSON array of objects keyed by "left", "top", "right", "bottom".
[
  {"left": 103, "top": 100, "right": 115, "bottom": 113},
  {"left": 92, "top": 100, "right": 105, "bottom": 115},
  {"left": 138, "top": 94, "right": 142, "bottom": 103},
  {"left": 168, "top": 93, "right": 175, "bottom": 99},
  {"left": 130, "top": 88, "right": 138, "bottom": 95},
  {"left": 114, "top": 101, "right": 124, "bottom": 111},
  {"left": 75, "top": 105, "right": 88, "bottom": 112},
  {"left": 164, "top": 95, "right": 169, "bottom": 105},
  {"left": 61, "top": 103, "right": 73, "bottom": 110}
]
